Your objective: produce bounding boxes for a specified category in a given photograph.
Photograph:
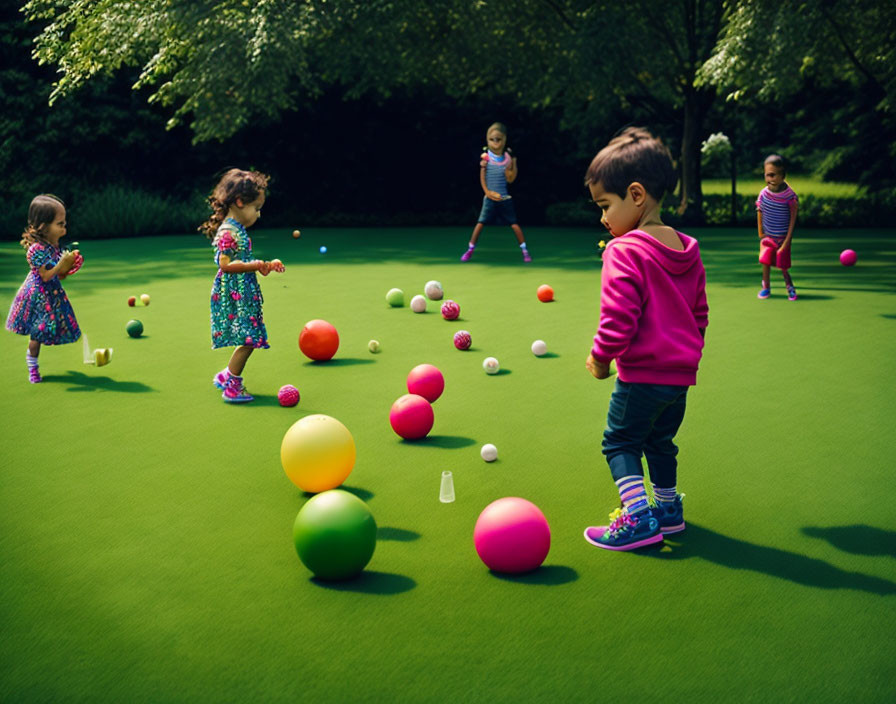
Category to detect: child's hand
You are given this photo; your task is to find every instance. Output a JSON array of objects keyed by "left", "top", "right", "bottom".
[
  {"left": 67, "top": 251, "right": 84, "bottom": 275},
  {"left": 257, "top": 260, "right": 272, "bottom": 276},
  {"left": 486, "top": 190, "right": 503, "bottom": 201},
  {"left": 270, "top": 258, "right": 285, "bottom": 273},
  {"left": 586, "top": 353, "right": 610, "bottom": 379},
  {"left": 58, "top": 250, "right": 77, "bottom": 273}
]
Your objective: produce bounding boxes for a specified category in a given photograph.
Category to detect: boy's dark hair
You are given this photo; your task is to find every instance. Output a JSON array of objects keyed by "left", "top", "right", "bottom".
[
  {"left": 764, "top": 154, "right": 786, "bottom": 173},
  {"left": 584, "top": 127, "right": 677, "bottom": 201},
  {"left": 20, "top": 194, "right": 65, "bottom": 249},
  {"left": 199, "top": 168, "right": 270, "bottom": 239}
]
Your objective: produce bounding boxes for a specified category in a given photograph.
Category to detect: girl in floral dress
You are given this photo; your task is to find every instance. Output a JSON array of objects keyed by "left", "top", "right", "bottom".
[
  {"left": 6, "top": 194, "right": 83, "bottom": 382},
  {"left": 199, "top": 169, "right": 284, "bottom": 403}
]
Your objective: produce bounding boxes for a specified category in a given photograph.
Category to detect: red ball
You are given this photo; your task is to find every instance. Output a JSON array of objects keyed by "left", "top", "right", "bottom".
[
  {"left": 537, "top": 284, "right": 554, "bottom": 302},
  {"left": 453, "top": 330, "right": 472, "bottom": 350},
  {"left": 127, "top": 296, "right": 136, "bottom": 307},
  {"left": 839, "top": 249, "right": 857, "bottom": 266},
  {"left": 440, "top": 300, "right": 460, "bottom": 320},
  {"left": 278, "top": 384, "right": 300, "bottom": 407},
  {"left": 299, "top": 319, "right": 339, "bottom": 361},
  {"left": 406, "top": 363, "right": 445, "bottom": 403},
  {"left": 389, "top": 394, "right": 434, "bottom": 440}
]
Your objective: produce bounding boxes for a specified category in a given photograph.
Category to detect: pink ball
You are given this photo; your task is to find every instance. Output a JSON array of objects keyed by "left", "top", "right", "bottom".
[
  {"left": 406, "top": 363, "right": 445, "bottom": 403},
  {"left": 453, "top": 330, "right": 472, "bottom": 350},
  {"left": 389, "top": 394, "right": 434, "bottom": 440},
  {"left": 474, "top": 497, "right": 551, "bottom": 573},
  {"left": 441, "top": 300, "right": 460, "bottom": 320},
  {"left": 278, "top": 384, "right": 300, "bottom": 407},
  {"left": 840, "top": 249, "right": 857, "bottom": 266}
]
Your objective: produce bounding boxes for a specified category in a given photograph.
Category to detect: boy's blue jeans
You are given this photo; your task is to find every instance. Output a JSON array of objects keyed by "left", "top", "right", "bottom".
[{"left": 601, "top": 379, "right": 689, "bottom": 488}]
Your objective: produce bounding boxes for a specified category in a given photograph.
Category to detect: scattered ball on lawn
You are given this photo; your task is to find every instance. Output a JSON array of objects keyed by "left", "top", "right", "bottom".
[
  {"left": 368, "top": 339, "right": 381, "bottom": 353},
  {"left": 531, "top": 340, "right": 547, "bottom": 357},
  {"left": 126, "top": 319, "right": 143, "bottom": 338},
  {"left": 280, "top": 414, "right": 356, "bottom": 493},
  {"left": 140, "top": 293, "right": 151, "bottom": 306},
  {"left": 453, "top": 330, "right": 472, "bottom": 350},
  {"left": 299, "top": 319, "right": 339, "bottom": 361},
  {"left": 127, "top": 296, "right": 136, "bottom": 307},
  {"left": 278, "top": 384, "right": 300, "bottom": 407},
  {"left": 293, "top": 229, "right": 301, "bottom": 238},
  {"left": 424, "top": 280, "right": 444, "bottom": 300},
  {"left": 410, "top": 295, "right": 427, "bottom": 313},
  {"left": 840, "top": 249, "right": 857, "bottom": 266},
  {"left": 407, "top": 363, "right": 444, "bottom": 403},
  {"left": 473, "top": 497, "right": 551, "bottom": 573},
  {"left": 386, "top": 288, "right": 405, "bottom": 307},
  {"left": 292, "top": 489, "right": 376, "bottom": 580},
  {"left": 389, "top": 393, "right": 434, "bottom": 440},
  {"left": 319, "top": 246, "right": 327, "bottom": 254},
  {"left": 441, "top": 300, "right": 460, "bottom": 320},
  {"left": 480, "top": 443, "right": 498, "bottom": 462},
  {"left": 483, "top": 357, "right": 500, "bottom": 374},
  {"left": 536, "top": 284, "right": 554, "bottom": 302}
]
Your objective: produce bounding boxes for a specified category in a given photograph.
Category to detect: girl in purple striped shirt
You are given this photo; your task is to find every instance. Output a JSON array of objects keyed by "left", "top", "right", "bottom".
[{"left": 756, "top": 155, "right": 798, "bottom": 301}]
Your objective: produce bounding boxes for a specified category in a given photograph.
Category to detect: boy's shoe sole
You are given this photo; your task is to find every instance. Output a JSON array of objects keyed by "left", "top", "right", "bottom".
[{"left": 223, "top": 392, "right": 253, "bottom": 403}]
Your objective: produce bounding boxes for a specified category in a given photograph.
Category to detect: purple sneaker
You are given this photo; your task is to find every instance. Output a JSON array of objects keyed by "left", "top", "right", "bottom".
[
  {"left": 757, "top": 287, "right": 771, "bottom": 299},
  {"left": 584, "top": 507, "right": 663, "bottom": 551},
  {"left": 222, "top": 375, "right": 253, "bottom": 403},
  {"left": 787, "top": 286, "right": 798, "bottom": 301},
  {"left": 29, "top": 366, "right": 42, "bottom": 384},
  {"left": 522, "top": 251, "right": 532, "bottom": 263},
  {"left": 460, "top": 248, "right": 473, "bottom": 262},
  {"left": 213, "top": 368, "right": 231, "bottom": 390}
]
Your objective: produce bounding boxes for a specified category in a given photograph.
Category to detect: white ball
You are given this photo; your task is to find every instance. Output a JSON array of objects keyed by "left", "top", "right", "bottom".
[
  {"left": 410, "top": 295, "right": 427, "bottom": 313},
  {"left": 483, "top": 356, "right": 500, "bottom": 374},
  {"left": 531, "top": 339, "right": 547, "bottom": 356},
  {"left": 368, "top": 339, "right": 380, "bottom": 353},
  {"left": 424, "top": 280, "right": 444, "bottom": 300},
  {"left": 480, "top": 443, "right": 498, "bottom": 462}
]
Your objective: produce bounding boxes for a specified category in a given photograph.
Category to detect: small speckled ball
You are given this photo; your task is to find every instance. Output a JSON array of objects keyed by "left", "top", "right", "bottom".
[
  {"left": 278, "top": 384, "right": 300, "bottom": 407},
  {"left": 441, "top": 300, "right": 460, "bottom": 320},
  {"left": 531, "top": 340, "right": 547, "bottom": 357},
  {"left": 424, "top": 280, "right": 444, "bottom": 300},
  {"left": 483, "top": 357, "right": 500, "bottom": 374},
  {"left": 368, "top": 339, "right": 380, "bottom": 353},
  {"left": 453, "top": 330, "right": 472, "bottom": 350},
  {"left": 410, "top": 295, "right": 427, "bottom": 313},
  {"left": 481, "top": 443, "right": 498, "bottom": 462}
]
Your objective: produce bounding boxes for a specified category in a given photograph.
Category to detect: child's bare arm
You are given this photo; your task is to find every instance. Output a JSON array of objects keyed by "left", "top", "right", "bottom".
[
  {"left": 40, "top": 251, "right": 75, "bottom": 282},
  {"left": 757, "top": 210, "right": 764, "bottom": 239},
  {"left": 505, "top": 155, "right": 518, "bottom": 183}
]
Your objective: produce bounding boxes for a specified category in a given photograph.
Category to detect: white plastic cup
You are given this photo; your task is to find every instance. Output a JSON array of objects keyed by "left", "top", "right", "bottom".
[{"left": 440, "top": 471, "right": 455, "bottom": 503}]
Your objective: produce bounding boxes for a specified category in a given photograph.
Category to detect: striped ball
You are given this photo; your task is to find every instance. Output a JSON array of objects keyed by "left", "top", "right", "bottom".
[
  {"left": 441, "top": 300, "right": 460, "bottom": 320},
  {"left": 453, "top": 330, "right": 472, "bottom": 350}
]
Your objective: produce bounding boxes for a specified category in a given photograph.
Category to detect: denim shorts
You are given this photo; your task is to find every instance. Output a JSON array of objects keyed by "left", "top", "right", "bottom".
[{"left": 477, "top": 196, "right": 518, "bottom": 225}]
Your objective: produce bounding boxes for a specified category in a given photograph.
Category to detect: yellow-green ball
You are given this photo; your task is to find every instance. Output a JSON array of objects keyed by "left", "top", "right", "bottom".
[{"left": 281, "top": 414, "right": 356, "bottom": 493}]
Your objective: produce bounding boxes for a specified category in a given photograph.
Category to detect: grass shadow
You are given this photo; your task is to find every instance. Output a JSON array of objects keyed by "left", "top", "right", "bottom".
[
  {"left": 378, "top": 527, "right": 422, "bottom": 542},
  {"left": 43, "top": 371, "right": 155, "bottom": 393},
  {"left": 641, "top": 523, "right": 896, "bottom": 596},
  {"left": 310, "top": 570, "right": 417, "bottom": 594},
  {"left": 489, "top": 564, "right": 579, "bottom": 585},
  {"left": 537, "top": 352, "right": 561, "bottom": 359},
  {"left": 400, "top": 435, "right": 477, "bottom": 449},
  {"left": 301, "top": 485, "right": 375, "bottom": 502},
  {"left": 305, "top": 358, "right": 375, "bottom": 367},
  {"left": 802, "top": 525, "right": 896, "bottom": 558}
]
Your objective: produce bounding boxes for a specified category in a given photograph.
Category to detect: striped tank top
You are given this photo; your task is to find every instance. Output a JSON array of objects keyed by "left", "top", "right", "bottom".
[
  {"left": 756, "top": 185, "right": 798, "bottom": 237},
  {"left": 484, "top": 151, "right": 511, "bottom": 197}
]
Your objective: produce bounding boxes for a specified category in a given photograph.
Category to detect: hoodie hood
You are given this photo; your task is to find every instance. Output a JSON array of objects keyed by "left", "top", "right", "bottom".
[{"left": 605, "top": 230, "right": 701, "bottom": 276}]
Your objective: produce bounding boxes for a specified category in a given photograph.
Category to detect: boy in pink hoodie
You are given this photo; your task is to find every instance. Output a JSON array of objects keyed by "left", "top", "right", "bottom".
[{"left": 582, "top": 127, "right": 709, "bottom": 551}]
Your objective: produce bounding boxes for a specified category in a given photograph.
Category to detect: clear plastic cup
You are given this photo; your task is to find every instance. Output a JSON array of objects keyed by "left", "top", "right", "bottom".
[{"left": 440, "top": 471, "right": 455, "bottom": 503}]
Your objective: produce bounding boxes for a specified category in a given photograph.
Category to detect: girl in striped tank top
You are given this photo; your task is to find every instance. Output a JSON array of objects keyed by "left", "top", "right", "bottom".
[{"left": 756, "top": 154, "right": 798, "bottom": 300}]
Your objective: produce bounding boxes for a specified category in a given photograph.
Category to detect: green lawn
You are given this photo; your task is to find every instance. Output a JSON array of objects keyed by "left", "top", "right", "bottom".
[
  {"left": 1, "top": 226, "right": 894, "bottom": 702},
  {"left": 702, "top": 176, "right": 862, "bottom": 198}
]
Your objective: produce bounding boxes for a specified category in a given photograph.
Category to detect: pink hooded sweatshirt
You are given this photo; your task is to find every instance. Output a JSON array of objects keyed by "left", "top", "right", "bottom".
[{"left": 592, "top": 230, "right": 708, "bottom": 386}]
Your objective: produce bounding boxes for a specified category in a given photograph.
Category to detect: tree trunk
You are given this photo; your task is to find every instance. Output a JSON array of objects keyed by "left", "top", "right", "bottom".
[{"left": 677, "top": 88, "right": 703, "bottom": 219}]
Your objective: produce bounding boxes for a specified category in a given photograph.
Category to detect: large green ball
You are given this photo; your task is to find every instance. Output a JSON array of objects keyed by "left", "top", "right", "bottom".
[
  {"left": 293, "top": 490, "right": 377, "bottom": 580},
  {"left": 126, "top": 319, "right": 143, "bottom": 338}
]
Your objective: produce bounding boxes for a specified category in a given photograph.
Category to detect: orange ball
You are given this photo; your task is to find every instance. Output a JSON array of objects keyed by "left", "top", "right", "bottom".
[
  {"left": 536, "top": 284, "right": 554, "bottom": 302},
  {"left": 299, "top": 319, "right": 339, "bottom": 361}
]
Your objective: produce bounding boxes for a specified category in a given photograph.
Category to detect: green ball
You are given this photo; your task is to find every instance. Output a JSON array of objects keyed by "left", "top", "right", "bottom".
[
  {"left": 293, "top": 490, "right": 377, "bottom": 580},
  {"left": 126, "top": 319, "right": 143, "bottom": 338},
  {"left": 385, "top": 288, "right": 404, "bottom": 307}
]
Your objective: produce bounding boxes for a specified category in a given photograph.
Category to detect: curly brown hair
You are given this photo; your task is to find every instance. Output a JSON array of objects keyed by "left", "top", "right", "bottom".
[
  {"left": 198, "top": 168, "right": 270, "bottom": 239},
  {"left": 20, "top": 194, "right": 65, "bottom": 249}
]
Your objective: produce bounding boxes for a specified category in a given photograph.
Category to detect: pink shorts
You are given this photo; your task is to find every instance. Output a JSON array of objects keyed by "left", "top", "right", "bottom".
[{"left": 759, "top": 236, "right": 791, "bottom": 270}]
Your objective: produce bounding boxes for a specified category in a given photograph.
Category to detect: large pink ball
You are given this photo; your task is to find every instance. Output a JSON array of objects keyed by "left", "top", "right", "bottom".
[
  {"left": 441, "top": 300, "right": 460, "bottom": 320},
  {"left": 840, "top": 249, "right": 857, "bottom": 266},
  {"left": 389, "top": 394, "right": 434, "bottom": 440},
  {"left": 406, "top": 364, "right": 445, "bottom": 403},
  {"left": 453, "top": 330, "right": 472, "bottom": 350},
  {"left": 474, "top": 497, "right": 551, "bottom": 573}
]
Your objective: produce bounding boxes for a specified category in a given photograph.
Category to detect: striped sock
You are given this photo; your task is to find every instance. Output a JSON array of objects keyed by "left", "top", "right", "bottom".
[
  {"left": 616, "top": 475, "right": 649, "bottom": 515},
  {"left": 653, "top": 485, "right": 678, "bottom": 505},
  {"left": 26, "top": 353, "right": 39, "bottom": 369}
]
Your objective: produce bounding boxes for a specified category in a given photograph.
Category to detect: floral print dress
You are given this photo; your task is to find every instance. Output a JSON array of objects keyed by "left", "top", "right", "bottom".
[
  {"left": 5, "top": 242, "right": 81, "bottom": 344},
  {"left": 210, "top": 218, "right": 269, "bottom": 349}
]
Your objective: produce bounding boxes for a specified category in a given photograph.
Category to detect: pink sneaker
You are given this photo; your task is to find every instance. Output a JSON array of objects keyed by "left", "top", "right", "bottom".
[
  {"left": 460, "top": 248, "right": 473, "bottom": 262},
  {"left": 213, "top": 368, "right": 231, "bottom": 390},
  {"left": 522, "top": 251, "right": 532, "bottom": 263},
  {"left": 222, "top": 375, "right": 253, "bottom": 403},
  {"left": 29, "top": 366, "right": 42, "bottom": 383}
]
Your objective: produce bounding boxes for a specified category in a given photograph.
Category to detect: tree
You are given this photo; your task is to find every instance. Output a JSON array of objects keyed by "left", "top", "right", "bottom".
[{"left": 23, "top": 0, "right": 728, "bottom": 215}]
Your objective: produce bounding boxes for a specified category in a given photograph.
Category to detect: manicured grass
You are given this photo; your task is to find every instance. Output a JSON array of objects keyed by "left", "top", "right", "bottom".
[
  {"left": 702, "top": 176, "right": 862, "bottom": 198},
  {"left": 1, "top": 226, "right": 894, "bottom": 703}
]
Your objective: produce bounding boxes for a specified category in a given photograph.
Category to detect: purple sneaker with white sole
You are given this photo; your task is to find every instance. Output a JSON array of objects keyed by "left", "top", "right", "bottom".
[{"left": 584, "top": 507, "right": 663, "bottom": 551}]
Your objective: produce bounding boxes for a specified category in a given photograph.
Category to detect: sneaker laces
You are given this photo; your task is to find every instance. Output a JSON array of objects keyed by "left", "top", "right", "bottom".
[{"left": 607, "top": 507, "right": 637, "bottom": 534}]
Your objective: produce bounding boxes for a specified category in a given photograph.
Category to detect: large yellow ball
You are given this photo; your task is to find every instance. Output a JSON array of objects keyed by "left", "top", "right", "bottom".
[{"left": 281, "top": 414, "right": 356, "bottom": 493}]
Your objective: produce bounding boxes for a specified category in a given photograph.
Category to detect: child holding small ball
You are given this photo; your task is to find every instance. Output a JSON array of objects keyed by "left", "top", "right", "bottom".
[
  {"left": 583, "top": 127, "right": 709, "bottom": 551},
  {"left": 756, "top": 154, "right": 798, "bottom": 300},
  {"left": 6, "top": 194, "right": 83, "bottom": 383},
  {"left": 200, "top": 168, "right": 285, "bottom": 404},
  {"left": 459, "top": 122, "right": 532, "bottom": 263}
]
